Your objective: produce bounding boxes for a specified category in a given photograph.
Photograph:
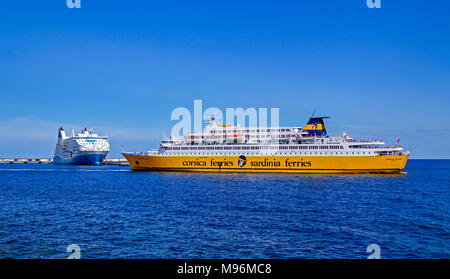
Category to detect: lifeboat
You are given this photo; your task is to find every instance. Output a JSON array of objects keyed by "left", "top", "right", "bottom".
[
  {"left": 225, "top": 133, "right": 244, "bottom": 143},
  {"left": 185, "top": 135, "right": 203, "bottom": 144},
  {"left": 203, "top": 135, "right": 221, "bottom": 144}
]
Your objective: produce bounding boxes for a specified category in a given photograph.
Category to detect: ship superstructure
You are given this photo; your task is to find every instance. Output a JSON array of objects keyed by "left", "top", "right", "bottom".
[
  {"left": 123, "top": 116, "right": 409, "bottom": 173},
  {"left": 53, "top": 127, "right": 110, "bottom": 165}
]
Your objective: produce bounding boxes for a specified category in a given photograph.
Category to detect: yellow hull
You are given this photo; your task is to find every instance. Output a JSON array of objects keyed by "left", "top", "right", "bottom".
[{"left": 122, "top": 154, "right": 409, "bottom": 174}]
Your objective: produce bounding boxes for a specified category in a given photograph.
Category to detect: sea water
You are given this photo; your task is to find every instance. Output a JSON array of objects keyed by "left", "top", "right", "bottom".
[{"left": 0, "top": 160, "right": 448, "bottom": 258}]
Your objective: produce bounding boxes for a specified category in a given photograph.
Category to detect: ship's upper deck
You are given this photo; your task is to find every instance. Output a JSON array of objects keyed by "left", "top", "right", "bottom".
[
  {"left": 147, "top": 117, "right": 407, "bottom": 156},
  {"left": 55, "top": 127, "right": 110, "bottom": 153},
  {"left": 161, "top": 116, "right": 388, "bottom": 147}
]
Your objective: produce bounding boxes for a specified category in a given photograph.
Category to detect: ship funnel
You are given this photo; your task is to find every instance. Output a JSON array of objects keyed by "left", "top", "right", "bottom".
[
  {"left": 303, "top": 117, "right": 329, "bottom": 137},
  {"left": 58, "top": 127, "right": 68, "bottom": 140},
  {"left": 81, "top": 127, "right": 89, "bottom": 135}
]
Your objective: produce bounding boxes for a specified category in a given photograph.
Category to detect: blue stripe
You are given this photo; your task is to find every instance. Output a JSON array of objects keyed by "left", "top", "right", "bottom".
[
  {"left": 304, "top": 130, "right": 327, "bottom": 136},
  {"left": 53, "top": 154, "right": 106, "bottom": 165},
  {"left": 306, "top": 119, "right": 323, "bottom": 125}
]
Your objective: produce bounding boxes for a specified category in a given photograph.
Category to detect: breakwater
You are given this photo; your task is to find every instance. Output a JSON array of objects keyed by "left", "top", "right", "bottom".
[{"left": 0, "top": 158, "right": 129, "bottom": 166}]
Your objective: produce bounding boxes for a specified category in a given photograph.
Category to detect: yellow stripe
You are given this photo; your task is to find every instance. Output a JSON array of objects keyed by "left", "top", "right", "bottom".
[
  {"left": 303, "top": 124, "right": 325, "bottom": 130},
  {"left": 123, "top": 154, "right": 409, "bottom": 174}
]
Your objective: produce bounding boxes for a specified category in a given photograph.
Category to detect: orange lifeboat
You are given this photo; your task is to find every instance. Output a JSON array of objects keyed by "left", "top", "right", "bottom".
[{"left": 225, "top": 133, "right": 244, "bottom": 143}]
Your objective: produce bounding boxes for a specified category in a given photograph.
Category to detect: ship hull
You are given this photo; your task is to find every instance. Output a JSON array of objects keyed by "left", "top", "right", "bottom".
[
  {"left": 53, "top": 151, "right": 108, "bottom": 166},
  {"left": 122, "top": 154, "right": 409, "bottom": 174}
]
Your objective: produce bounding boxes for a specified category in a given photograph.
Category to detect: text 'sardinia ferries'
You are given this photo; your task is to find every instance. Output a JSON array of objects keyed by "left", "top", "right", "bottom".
[
  {"left": 122, "top": 116, "right": 409, "bottom": 173},
  {"left": 53, "top": 127, "right": 110, "bottom": 165}
]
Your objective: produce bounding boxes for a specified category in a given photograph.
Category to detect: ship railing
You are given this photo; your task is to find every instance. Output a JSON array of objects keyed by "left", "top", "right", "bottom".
[
  {"left": 346, "top": 141, "right": 385, "bottom": 145},
  {"left": 376, "top": 150, "right": 408, "bottom": 156},
  {"left": 123, "top": 150, "right": 158, "bottom": 156},
  {"left": 72, "top": 136, "right": 108, "bottom": 140},
  {"left": 349, "top": 145, "right": 402, "bottom": 149}
]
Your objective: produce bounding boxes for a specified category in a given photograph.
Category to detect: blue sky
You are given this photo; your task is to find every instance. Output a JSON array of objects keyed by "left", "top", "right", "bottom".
[{"left": 1, "top": 0, "right": 449, "bottom": 158}]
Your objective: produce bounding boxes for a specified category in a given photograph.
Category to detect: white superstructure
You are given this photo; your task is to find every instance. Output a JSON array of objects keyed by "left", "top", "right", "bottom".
[{"left": 154, "top": 116, "right": 407, "bottom": 157}]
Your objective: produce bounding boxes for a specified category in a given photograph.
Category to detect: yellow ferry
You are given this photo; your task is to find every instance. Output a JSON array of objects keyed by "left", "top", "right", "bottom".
[{"left": 123, "top": 116, "right": 409, "bottom": 174}]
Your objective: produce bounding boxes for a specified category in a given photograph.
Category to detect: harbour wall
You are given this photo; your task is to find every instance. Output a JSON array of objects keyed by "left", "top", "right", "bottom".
[{"left": 0, "top": 158, "right": 129, "bottom": 166}]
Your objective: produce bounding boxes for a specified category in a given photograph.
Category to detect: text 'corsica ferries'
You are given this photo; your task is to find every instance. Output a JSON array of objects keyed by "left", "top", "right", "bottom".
[
  {"left": 53, "top": 127, "right": 110, "bottom": 165},
  {"left": 122, "top": 116, "right": 409, "bottom": 173}
]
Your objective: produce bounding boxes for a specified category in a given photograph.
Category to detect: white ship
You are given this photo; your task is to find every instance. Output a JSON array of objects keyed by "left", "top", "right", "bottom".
[{"left": 53, "top": 127, "right": 110, "bottom": 165}]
